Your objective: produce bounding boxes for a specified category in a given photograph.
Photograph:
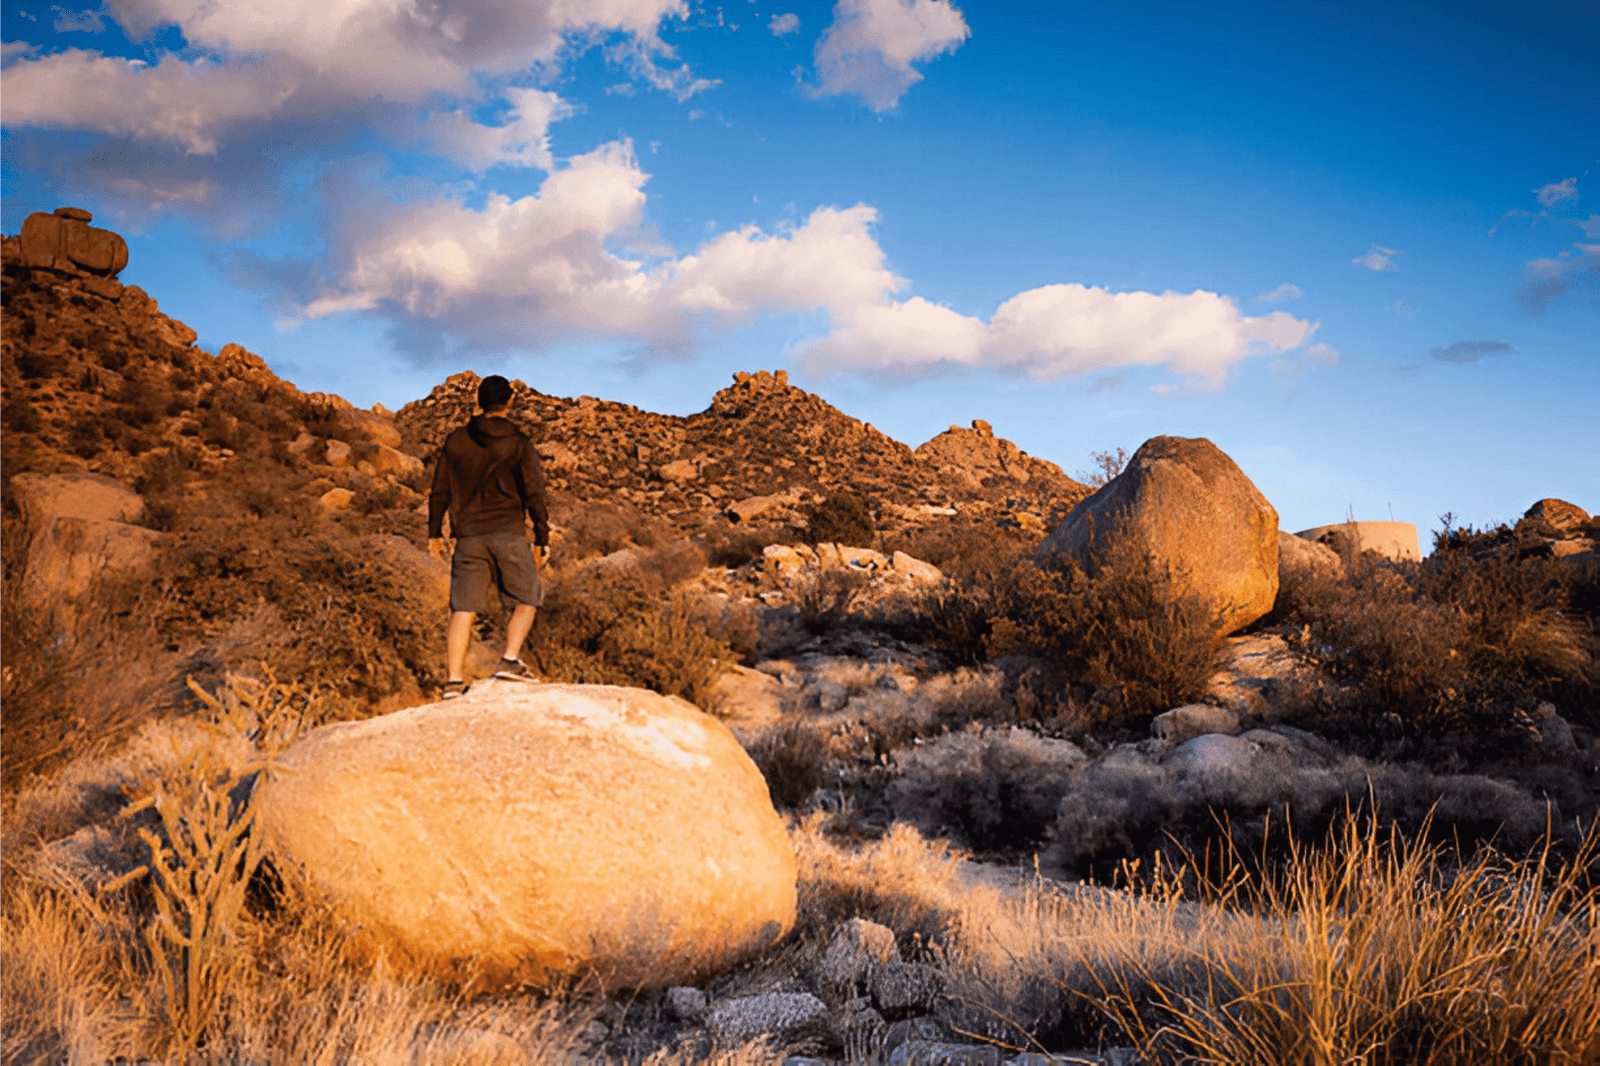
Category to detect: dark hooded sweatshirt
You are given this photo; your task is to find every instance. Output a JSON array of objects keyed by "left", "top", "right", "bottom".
[{"left": 427, "top": 414, "right": 550, "bottom": 545}]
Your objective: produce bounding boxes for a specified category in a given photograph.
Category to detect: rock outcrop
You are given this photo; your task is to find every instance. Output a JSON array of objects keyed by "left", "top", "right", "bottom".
[
  {"left": 18, "top": 208, "right": 128, "bottom": 278},
  {"left": 10, "top": 471, "right": 158, "bottom": 605},
  {"left": 393, "top": 370, "right": 1089, "bottom": 538},
  {"left": 1034, "top": 436, "right": 1280, "bottom": 635},
  {"left": 254, "top": 682, "right": 797, "bottom": 989}
]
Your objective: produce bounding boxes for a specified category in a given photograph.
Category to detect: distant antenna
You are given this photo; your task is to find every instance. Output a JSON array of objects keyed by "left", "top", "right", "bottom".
[
  {"left": 1388, "top": 502, "right": 1395, "bottom": 522},
  {"left": 1347, "top": 502, "right": 1355, "bottom": 523}
]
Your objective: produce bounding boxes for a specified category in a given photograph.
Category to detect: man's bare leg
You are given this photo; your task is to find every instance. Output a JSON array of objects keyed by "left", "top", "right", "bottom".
[
  {"left": 504, "top": 603, "right": 538, "bottom": 662},
  {"left": 447, "top": 610, "right": 476, "bottom": 682}
]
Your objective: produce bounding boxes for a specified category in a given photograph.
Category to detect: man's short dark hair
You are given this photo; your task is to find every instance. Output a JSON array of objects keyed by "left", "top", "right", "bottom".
[{"left": 478, "top": 375, "right": 513, "bottom": 411}]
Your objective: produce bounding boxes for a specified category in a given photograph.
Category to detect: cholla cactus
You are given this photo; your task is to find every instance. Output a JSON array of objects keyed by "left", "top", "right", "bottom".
[{"left": 119, "top": 670, "right": 312, "bottom": 1056}]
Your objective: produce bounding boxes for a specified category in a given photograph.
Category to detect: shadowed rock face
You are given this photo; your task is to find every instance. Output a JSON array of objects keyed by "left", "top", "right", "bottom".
[
  {"left": 1034, "top": 435, "right": 1280, "bottom": 635},
  {"left": 19, "top": 208, "right": 129, "bottom": 278},
  {"left": 254, "top": 681, "right": 798, "bottom": 990}
]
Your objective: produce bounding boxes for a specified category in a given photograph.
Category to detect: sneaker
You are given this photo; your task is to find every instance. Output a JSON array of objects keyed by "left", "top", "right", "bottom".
[
  {"left": 495, "top": 658, "right": 541, "bottom": 682},
  {"left": 441, "top": 679, "right": 470, "bottom": 699}
]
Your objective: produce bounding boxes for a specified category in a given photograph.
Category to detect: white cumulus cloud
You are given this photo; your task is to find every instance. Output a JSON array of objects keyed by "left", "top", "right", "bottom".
[
  {"left": 1352, "top": 244, "right": 1402, "bottom": 271},
  {"left": 770, "top": 12, "right": 800, "bottom": 36},
  {"left": 301, "top": 142, "right": 904, "bottom": 353},
  {"left": 423, "top": 88, "right": 573, "bottom": 172},
  {"left": 813, "top": 0, "right": 969, "bottom": 111},
  {"left": 797, "top": 284, "right": 1318, "bottom": 390},
  {"left": 1535, "top": 177, "right": 1577, "bottom": 207},
  {"left": 2, "top": 0, "right": 702, "bottom": 159}
]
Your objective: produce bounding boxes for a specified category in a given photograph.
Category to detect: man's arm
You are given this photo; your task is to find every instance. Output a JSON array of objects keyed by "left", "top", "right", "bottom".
[
  {"left": 520, "top": 437, "right": 550, "bottom": 550},
  {"left": 427, "top": 437, "right": 452, "bottom": 560}
]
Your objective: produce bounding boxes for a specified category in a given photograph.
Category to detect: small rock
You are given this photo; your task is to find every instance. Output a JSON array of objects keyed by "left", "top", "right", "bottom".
[
  {"left": 318, "top": 487, "right": 356, "bottom": 513},
  {"left": 287, "top": 431, "right": 318, "bottom": 456},
  {"left": 325, "top": 439, "right": 352, "bottom": 466},
  {"left": 820, "top": 917, "right": 898, "bottom": 999},
  {"left": 369, "top": 443, "right": 425, "bottom": 478},
  {"left": 839, "top": 546, "right": 888, "bottom": 570},
  {"left": 1551, "top": 539, "right": 1595, "bottom": 558},
  {"left": 764, "top": 544, "right": 808, "bottom": 573},
  {"left": 659, "top": 459, "right": 699, "bottom": 483},
  {"left": 882, "top": 1017, "right": 949, "bottom": 1057},
  {"left": 707, "top": 992, "right": 831, "bottom": 1048},
  {"left": 871, "top": 961, "right": 943, "bottom": 1014},
  {"left": 728, "top": 494, "right": 790, "bottom": 522},
  {"left": 889, "top": 1040, "right": 1000, "bottom": 1066},
  {"left": 1151, "top": 704, "right": 1245, "bottom": 745},
  {"left": 1523, "top": 498, "right": 1590, "bottom": 538},
  {"left": 1534, "top": 703, "right": 1578, "bottom": 756},
  {"left": 891, "top": 551, "right": 944, "bottom": 583},
  {"left": 666, "top": 986, "right": 709, "bottom": 1023}
]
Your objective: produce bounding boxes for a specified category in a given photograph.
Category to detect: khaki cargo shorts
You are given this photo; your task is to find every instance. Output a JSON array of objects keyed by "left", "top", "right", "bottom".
[{"left": 449, "top": 531, "right": 544, "bottom": 613}]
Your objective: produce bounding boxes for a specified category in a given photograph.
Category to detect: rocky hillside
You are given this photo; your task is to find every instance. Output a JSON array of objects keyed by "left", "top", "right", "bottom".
[{"left": 0, "top": 218, "right": 1084, "bottom": 784}]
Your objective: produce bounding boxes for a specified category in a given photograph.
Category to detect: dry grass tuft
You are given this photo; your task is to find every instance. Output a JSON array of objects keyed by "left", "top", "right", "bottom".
[{"left": 1072, "top": 814, "right": 1600, "bottom": 1065}]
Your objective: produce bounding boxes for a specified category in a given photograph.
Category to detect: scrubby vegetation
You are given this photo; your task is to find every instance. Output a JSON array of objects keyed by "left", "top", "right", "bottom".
[{"left": 6, "top": 257, "right": 1599, "bottom": 1064}]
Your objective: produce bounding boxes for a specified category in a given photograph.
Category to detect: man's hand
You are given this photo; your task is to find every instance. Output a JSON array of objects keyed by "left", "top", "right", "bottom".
[{"left": 428, "top": 537, "right": 452, "bottom": 563}]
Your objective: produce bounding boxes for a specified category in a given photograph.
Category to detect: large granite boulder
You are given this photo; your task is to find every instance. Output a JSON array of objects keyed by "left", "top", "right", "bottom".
[
  {"left": 1034, "top": 436, "right": 1279, "bottom": 635},
  {"left": 10, "top": 472, "right": 158, "bottom": 604},
  {"left": 254, "top": 682, "right": 797, "bottom": 989},
  {"left": 18, "top": 207, "right": 129, "bottom": 277}
]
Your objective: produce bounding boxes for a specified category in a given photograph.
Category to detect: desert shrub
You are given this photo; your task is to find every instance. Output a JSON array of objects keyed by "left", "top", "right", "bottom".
[
  {"left": 702, "top": 522, "right": 795, "bottom": 569},
  {"left": 119, "top": 516, "right": 447, "bottom": 706},
  {"left": 748, "top": 720, "right": 832, "bottom": 808},
  {"left": 888, "top": 729, "right": 1087, "bottom": 855},
  {"left": 68, "top": 418, "right": 104, "bottom": 458},
  {"left": 556, "top": 501, "right": 677, "bottom": 564},
  {"left": 1041, "top": 746, "right": 1578, "bottom": 884},
  {"left": 3, "top": 396, "right": 41, "bottom": 434},
  {"left": 794, "top": 566, "right": 873, "bottom": 634},
  {"left": 1282, "top": 551, "right": 1592, "bottom": 748},
  {"left": 1081, "top": 817, "right": 1600, "bottom": 1066},
  {"left": 882, "top": 520, "right": 1037, "bottom": 580},
  {"left": 596, "top": 598, "right": 731, "bottom": 709},
  {"left": 892, "top": 542, "right": 1219, "bottom": 718},
  {"left": 529, "top": 546, "right": 733, "bottom": 706},
  {"left": 804, "top": 491, "right": 876, "bottom": 548},
  {"left": 790, "top": 814, "right": 970, "bottom": 949}
]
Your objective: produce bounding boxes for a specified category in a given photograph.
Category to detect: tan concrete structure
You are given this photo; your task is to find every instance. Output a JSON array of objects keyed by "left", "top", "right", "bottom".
[{"left": 1296, "top": 521, "right": 1420, "bottom": 562}]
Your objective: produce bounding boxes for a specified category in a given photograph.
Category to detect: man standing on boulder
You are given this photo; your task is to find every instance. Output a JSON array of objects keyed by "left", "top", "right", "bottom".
[{"left": 428, "top": 375, "right": 550, "bottom": 698}]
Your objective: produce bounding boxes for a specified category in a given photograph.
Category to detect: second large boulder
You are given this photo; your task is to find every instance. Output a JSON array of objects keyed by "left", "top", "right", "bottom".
[
  {"left": 1034, "top": 436, "right": 1279, "bottom": 635},
  {"left": 254, "top": 682, "right": 797, "bottom": 989}
]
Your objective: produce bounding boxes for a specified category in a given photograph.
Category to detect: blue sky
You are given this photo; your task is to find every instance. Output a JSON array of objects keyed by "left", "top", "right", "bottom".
[{"left": 4, "top": 0, "right": 1596, "bottom": 535}]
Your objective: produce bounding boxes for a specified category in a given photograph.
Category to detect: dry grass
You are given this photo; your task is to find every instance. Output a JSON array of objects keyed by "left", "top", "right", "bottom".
[{"left": 1073, "top": 815, "right": 1600, "bottom": 1065}]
